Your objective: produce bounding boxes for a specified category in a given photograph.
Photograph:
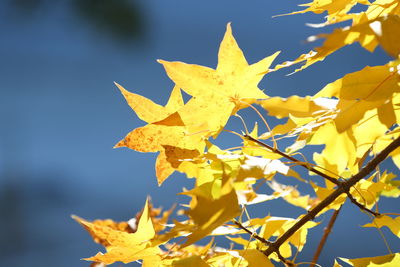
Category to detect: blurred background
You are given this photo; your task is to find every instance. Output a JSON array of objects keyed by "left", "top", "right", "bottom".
[{"left": 0, "top": 0, "right": 397, "bottom": 266}]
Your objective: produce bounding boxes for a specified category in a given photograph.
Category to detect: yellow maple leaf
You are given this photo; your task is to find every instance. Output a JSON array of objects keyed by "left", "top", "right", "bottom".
[
  {"left": 115, "top": 82, "right": 184, "bottom": 124},
  {"left": 115, "top": 84, "right": 207, "bottom": 185},
  {"left": 158, "top": 23, "right": 279, "bottom": 136},
  {"left": 315, "top": 63, "right": 400, "bottom": 132},
  {"left": 258, "top": 95, "right": 331, "bottom": 119},
  {"left": 339, "top": 253, "right": 400, "bottom": 267},
  {"left": 167, "top": 256, "right": 209, "bottom": 267},
  {"left": 280, "top": 0, "right": 369, "bottom": 24},
  {"left": 238, "top": 249, "right": 274, "bottom": 267},
  {"left": 363, "top": 215, "right": 400, "bottom": 238},
  {"left": 276, "top": 15, "right": 400, "bottom": 72},
  {"left": 181, "top": 177, "right": 241, "bottom": 247},
  {"left": 116, "top": 123, "right": 204, "bottom": 184},
  {"left": 73, "top": 199, "right": 161, "bottom": 265},
  {"left": 339, "top": 0, "right": 400, "bottom": 27},
  {"left": 115, "top": 83, "right": 199, "bottom": 184}
]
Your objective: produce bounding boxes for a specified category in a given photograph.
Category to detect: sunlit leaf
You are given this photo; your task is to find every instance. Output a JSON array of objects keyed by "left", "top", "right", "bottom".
[
  {"left": 73, "top": 199, "right": 161, "bottom": 265},
  {"left": 339, "top": 253, "right": 400, "bottom": 267},
  {"left": 363, "top": 215, "right": 400, "bottom": 237},
  {"left": 158, "top": 23, "right": 279, "bottom": 136}
]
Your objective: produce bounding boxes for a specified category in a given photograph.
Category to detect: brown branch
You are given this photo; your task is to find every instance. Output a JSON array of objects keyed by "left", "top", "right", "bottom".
[
  {"left": 233, "top": 220, "right": 294, "bottom": 266},
  {"left": 345, "top": 191, "right": 380, "bottom": 216},
  {"left": 245, "top": 135, "right": 381, "bottom": 217},
  {"left": 262, "top": 136, "right": 400, "bottom": 257},
  {"left": 310, "top": 205, "right": 342, "bottom": 267},
  {"left": 243, "top": 134, "right": 341, "bottom": 185}
]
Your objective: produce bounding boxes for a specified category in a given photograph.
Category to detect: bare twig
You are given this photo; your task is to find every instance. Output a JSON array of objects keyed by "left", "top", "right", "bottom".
[
  {"left": 345, "top": 191, "right": 380, "bottom": 216},
  {"left": 310, "top": 206, "right": 342, "bottom": 267},
  {"left": 232, "top": 220, "right": 272, "bottom": 245},
  {"left": 243, "top": 134, "right": 341, "bottom": 185},
  {"left": 262, "top": 136, "right": 400, "bottom": 257}
]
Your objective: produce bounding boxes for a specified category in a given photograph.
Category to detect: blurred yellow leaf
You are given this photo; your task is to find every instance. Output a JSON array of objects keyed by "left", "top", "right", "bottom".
[
  {"left": 182, "top": 178, "right": 241, "bottom": 247},
  {"left": 363, "top": 215, "right": 400, "bottom": 237},
  {"left": 238, "top": 249, "right": 274, "bottom": 267},
  {"left": 339, "top": 253, "right": 400, "bottom": 267},
  {"left": 73, "top": 199, "right": 161, "bottom": 265}
]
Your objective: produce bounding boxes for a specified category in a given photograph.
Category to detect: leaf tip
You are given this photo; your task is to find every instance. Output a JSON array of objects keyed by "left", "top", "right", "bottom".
[
  {"left": 71, "top": 214, "right": 86, "bottom": 225},
  {"left": 114, "top": 81, "right": 126, "bottom": 94},
  {"left": 113, "top": 139, "right": 126, "bottom": 148},
  {"left": 226, "top": 22, "right": 233, "bottom": 34}
]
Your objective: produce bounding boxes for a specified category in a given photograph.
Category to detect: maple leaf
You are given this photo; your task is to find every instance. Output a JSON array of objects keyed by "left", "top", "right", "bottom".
[
  {"left": 363, "top": 215, "right": 400, "bottom": 238},
  {"left": 335, "top": 0, "right": 400, "bottom": 26},
  {"left": 258, "top": 95, "right": 333, "bottom": 119},
  {"left": 73, "top": 199, "right": 161, "bottom": 265},
  {"left": 114, "top": 83, "right": 205, "bottom": 184},
  {"left": 238, "top": 249, "right": 274, "bottom": 267},
  {"left": 114, "top": 82, "right": 184, "bottom": 124},
  {"left": 167, "top": 256, "right": 209, "bottom": 267},
  {"left": 158, "top": 23, "right": 279, "bottom": 136},
  {"left": 339, "top": 253, "right": 400, "bottom": 267},
  {"left": 180, "top": 176, "right": 241, "bottom": 247},
  {"left": 314, "top": 62, "right": 400, "bottom": 132},
  {"left": 280, "top": 0, "right": 370, "bottom": 24},
  {"left": 275, "top": 15, "right": 400, "bottom": 72}
]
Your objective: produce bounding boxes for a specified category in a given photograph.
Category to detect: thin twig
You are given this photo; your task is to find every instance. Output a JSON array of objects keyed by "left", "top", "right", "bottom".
[
  {"left": 243, "top": 134, "right": 341, "bottom": 185},
  {"left": 232, "top": 220, "right": 271, "bottom": 245},
  {"left": 262, "top": 136, "right": 400, "bottom": 257},
  {"left": 310, "top": 206, "right": 342, "bottom": 267},
  {"left": 245, "top": 134, "right": 383, "bottom": 215},
  {"left": 345, "top": 191, "right": 380, "bottom": 216},
  {"left": 233, "top": 220, "right": 294, "bottom": 266}
]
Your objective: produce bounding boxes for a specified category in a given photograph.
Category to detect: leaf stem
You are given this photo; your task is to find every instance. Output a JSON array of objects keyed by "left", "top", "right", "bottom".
[
  {"left": 244, "top": 134, "right": 383, "bottom": 216},
  {"left": 243, "top": 134, "right": 341, "bottom": 185}
]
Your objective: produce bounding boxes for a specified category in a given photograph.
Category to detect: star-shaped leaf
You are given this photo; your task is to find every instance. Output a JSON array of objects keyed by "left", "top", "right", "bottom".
[
  {"left": 73, "top": 199, "right": 161, "bottom": 265},
  {"left": 158, "top": 23, "right": 279, "bottom": 135}
]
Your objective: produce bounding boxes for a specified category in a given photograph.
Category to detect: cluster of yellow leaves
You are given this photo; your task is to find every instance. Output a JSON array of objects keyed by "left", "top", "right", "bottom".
[
  {"left": 336, "top": 253, "right": 400, "bottom": 267},
  {"left": 76, "top": 24, "right": 304, "bottom": 266},
  {"left": 74, "top": 2, "right": 400, "bottom": 266},
  {"left": 114, "top": 23, "right": 279, "bottom": 186},
  {"left": 277, "top": 0, "right": 400, "bottom": 72},
  {"left": 74, "top": 200, "right": 320, "bottom": 266},
  {"left": 261, "top": 61, "right": 400, "bottom": 177}
]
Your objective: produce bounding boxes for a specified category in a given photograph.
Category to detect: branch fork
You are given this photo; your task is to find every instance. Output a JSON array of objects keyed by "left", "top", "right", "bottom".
[{"left": 240, "top": 135, "right": 400, "bottom": 260}]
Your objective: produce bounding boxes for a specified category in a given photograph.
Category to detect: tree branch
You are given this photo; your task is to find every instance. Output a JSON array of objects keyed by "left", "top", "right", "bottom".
[
  {"left": 262, "top": 136, "right": 400, "bottom": 257},
  {"left": 345, "top": 191, "right": 380, "bottom": 216},
  {"left": 232, "top": 220, "right": 295, "bottom": 266},
  {"left": 243, "top": 134, "right": 340, "bottom": 185},
  {"left": 244, "top": 134, "right": 380, "bottom": 216},
  {"left": 310, "top": 205, "right": 342, "bottom": 267}
]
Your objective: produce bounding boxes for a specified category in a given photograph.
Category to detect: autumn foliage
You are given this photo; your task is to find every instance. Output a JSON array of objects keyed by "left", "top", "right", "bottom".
[{"left": 74, "top": 1, "right": 400, "bottom": 266}]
